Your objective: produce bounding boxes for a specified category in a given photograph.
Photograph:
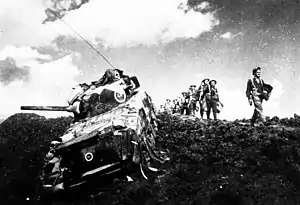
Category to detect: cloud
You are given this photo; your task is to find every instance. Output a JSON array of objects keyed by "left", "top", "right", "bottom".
[
  {"left": 0, "top": 0, "right": 64, "bottom": 48},
  {"left": 0, "top": 46, "right": 80, "bottom": 118},
  {"left": 61, "top": 0, "right": 219, "bottom": 47},
  {"left": 296, "top": 107, "right": 300, "bottom": 115},
  {"left": 0, "top": 45, "right": 52, "bottom": 66},
  {"left": 220, "top": 32, "right": 232, "bottom": 39},
  {"left": 219, "top": 31, "right": 243, "bottom": 40},
  {"left": 263, "top": 78, "right": 284, "bottom": 117},
  {"left": 43, "top": 0, "right": 90, "bottom": 24},
  {"left": 0, "top": 0, "right": 220, "bottom": 118},
  {"left": 0, "top": 0, "right": 219, "bottom": 49},
  {"left": 217, "top": 78, "right": 284, "bottom": 120},
  {"left": 217, "top": 87, "right": 253, "bottom": 121},
  {"left": 0, "top": 57, "right": 29, "bottom": 85}
]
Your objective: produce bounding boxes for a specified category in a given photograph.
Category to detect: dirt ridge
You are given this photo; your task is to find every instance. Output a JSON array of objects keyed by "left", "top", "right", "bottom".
[{"left": 1, "top": 112, "right": 300, "bottom": 204}]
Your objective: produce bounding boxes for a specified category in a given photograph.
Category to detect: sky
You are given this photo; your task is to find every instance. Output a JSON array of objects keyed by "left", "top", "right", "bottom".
[{"left": 0, "top": 0, "right": 299, "bottom": 120}]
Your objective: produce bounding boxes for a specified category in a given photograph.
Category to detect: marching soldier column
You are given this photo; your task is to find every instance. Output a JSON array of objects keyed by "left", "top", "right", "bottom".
[
  {"left": 160, "top": 77, "right": 223, "bottom": 121},
  {"left": 159, "top": 66, "right": 273, "bottom": 125}
]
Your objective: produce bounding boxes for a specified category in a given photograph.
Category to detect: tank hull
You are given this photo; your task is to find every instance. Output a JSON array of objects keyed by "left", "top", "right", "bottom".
[{"left": 38, "top": 90, "right": 166, "bottom": 195}]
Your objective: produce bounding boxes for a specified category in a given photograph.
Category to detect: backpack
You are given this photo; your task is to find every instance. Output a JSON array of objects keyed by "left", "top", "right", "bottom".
[{"left": 250, "top": 78, "right": 272, "bottom": 101}]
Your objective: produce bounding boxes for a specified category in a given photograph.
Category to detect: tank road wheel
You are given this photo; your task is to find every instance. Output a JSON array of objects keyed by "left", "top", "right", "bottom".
[
  {"left": 32, "top": 175, "right": 47, "bottom": 203},
  {"left": 144, "top": 124, "right": 166, "bottom": 164},
  {"left": 138, "top": 123, "right": 171, "bottom": 180},
  {"left": 139, "top": 144, "right": 157, "bottom": 180},
  {"left": 119, "top": 129, "right": 137, "bottom": 175},
  {"left": 130, "top": 127, "right": 168, "bottom": 180},
  {"left": 34, "top": 168, "right": 63, "bottom": 202},
  {"left": 37, "top": 153, "right": 69, "bottom": 198},
  {"left": 138, "top": 132, "right": 163, "bottom": 179},
  {"left": 146, "top": 124, "right": 156, "bottom": 148}
]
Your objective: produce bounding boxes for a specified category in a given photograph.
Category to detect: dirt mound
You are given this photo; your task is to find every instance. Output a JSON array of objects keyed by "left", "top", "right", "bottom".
[
  {"left": 0, "top": 113, "right": 72, "bottom": 203},
  {"left": 154, "top": 114, "right": 300, "bottom": 204},
  {"left": 1, "top": 112, "right": 300, "bottom": 204}
]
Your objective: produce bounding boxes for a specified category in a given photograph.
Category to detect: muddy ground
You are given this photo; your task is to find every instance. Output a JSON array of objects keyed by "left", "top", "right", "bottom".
[{"left": 1, "top": 112, "right": 300, "bottom": 205}]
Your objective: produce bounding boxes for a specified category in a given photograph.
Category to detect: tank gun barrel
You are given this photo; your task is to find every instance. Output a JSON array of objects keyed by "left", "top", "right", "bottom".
[{"left": 20, "top": 106, "right": 73, "bottom": 112}]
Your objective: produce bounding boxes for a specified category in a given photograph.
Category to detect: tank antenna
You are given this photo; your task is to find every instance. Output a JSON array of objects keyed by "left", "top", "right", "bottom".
[{"left": 46, "top": 8, "right": 116, "bottom": 69}]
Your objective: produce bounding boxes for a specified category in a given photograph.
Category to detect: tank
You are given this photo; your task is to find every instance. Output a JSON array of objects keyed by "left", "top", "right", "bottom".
[
  {"left": 20, "top": 106, "right": 73, "bottom": 112},
  {"left": 21, "top": 72, "right": 167, "bottom": 195}
]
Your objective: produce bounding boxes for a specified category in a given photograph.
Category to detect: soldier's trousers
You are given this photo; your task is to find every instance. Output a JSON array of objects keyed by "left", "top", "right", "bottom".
[
  {"left": 251, "top": 95, "right": 265, "bottom": 124},
  {"left": 189, "top": 101, "right": 197, "bottom": 116},
  {"left": 181, "top": 105, "right": 190, "bottom": 115},
  {"left": 206, "top": 99, "right": 218, "bottom": 120},
  {"left": 199, "top": 99, "right": 208, "bottom": 118},
  {"left": 173, "top": 105, "right": 180, "bottom": 114}
]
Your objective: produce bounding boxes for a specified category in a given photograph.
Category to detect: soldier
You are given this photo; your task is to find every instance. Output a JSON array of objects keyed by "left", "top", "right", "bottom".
[
  {"left": 206, "top": 80, "right": 219, "bottom": 120},
  {"left": 158, "top": 105, "right": 164, "bottom": 113},
  {"left": 175, "top": 96, "right": 182, "bottom": 113},
  {"left": 172, "top": 99, "right": 180, "bottom": 114},
  {"left": 164, "top": 99, "right": 173, "bottom": 114},
  {"left": 180, "top": 92, "right": 190, "bottom": 115},
  {"left": 246, "top": 67, "right": 271, "bottom": 126},
  {"left": 188, "top": 85, "right": 198, "bottom": 116},
  {"left": 198, "top": 78, "right": 210, "bottom": 119}
]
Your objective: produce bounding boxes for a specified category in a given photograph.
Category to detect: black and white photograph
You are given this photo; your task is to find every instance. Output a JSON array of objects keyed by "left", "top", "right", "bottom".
[{"left": 1, "top": 0, "right": 300, "bottom": 204}]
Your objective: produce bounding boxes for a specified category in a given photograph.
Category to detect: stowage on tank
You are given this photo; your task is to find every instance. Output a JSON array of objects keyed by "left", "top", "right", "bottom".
[{"left": 21, "top": 69, "right": 167, "bottom": 193}]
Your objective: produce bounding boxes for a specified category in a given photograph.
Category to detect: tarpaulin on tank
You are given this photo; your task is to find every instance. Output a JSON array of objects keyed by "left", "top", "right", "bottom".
[{"left": 91, "top": 69, "right": 125, "bottom": 87}]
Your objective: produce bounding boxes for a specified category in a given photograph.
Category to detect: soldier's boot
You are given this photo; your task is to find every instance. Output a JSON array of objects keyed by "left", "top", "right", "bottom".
[
  {"left": 250, "top": 113, "right": 257, "bottom": 126},
  {"left": 180, "top": 108, "right": 184, "bottom": 115},
  {"left": 191, "top": 110, "right": 194, "bottom": 116},
  {"left": 200, "top": 110, "right": 203, "bottom": 119},
  {"left": 206, "top": 112, "right": 210, "bottom": 120},
  {"left": 186, "top": 108, "right": 191, "bottom": 115},
  {"left": 213, "top": 112, "right": 217, "bottom": 120}
]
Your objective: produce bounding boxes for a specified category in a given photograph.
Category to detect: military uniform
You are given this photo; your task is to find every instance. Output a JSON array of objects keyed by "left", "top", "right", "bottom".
[
  {"left": 180, "top": 92, "right": 190, "bottom": 115},
  {"left": 188, "top": 85, "right": 198, "bottom": 116},
  {"left": 246, "top": 68, "right": 267, "bottom": 125},
  {"left": 164, "top": 99, "right": 173, "bottom": 114},
  {"left": 198, "top": 78, "right": 210, "bottom": 119},
  {"left": 176, "top": 96, "right": 182, "bottom": 113},
  {"left": 158, "top": 105, "right": 164, "bottom": 113},
  {"left": 172, "top": 99, "right": 180, "bottom": 114},
  {"left": 206, "top": 80, "right": 219, "bottom": 120}
]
